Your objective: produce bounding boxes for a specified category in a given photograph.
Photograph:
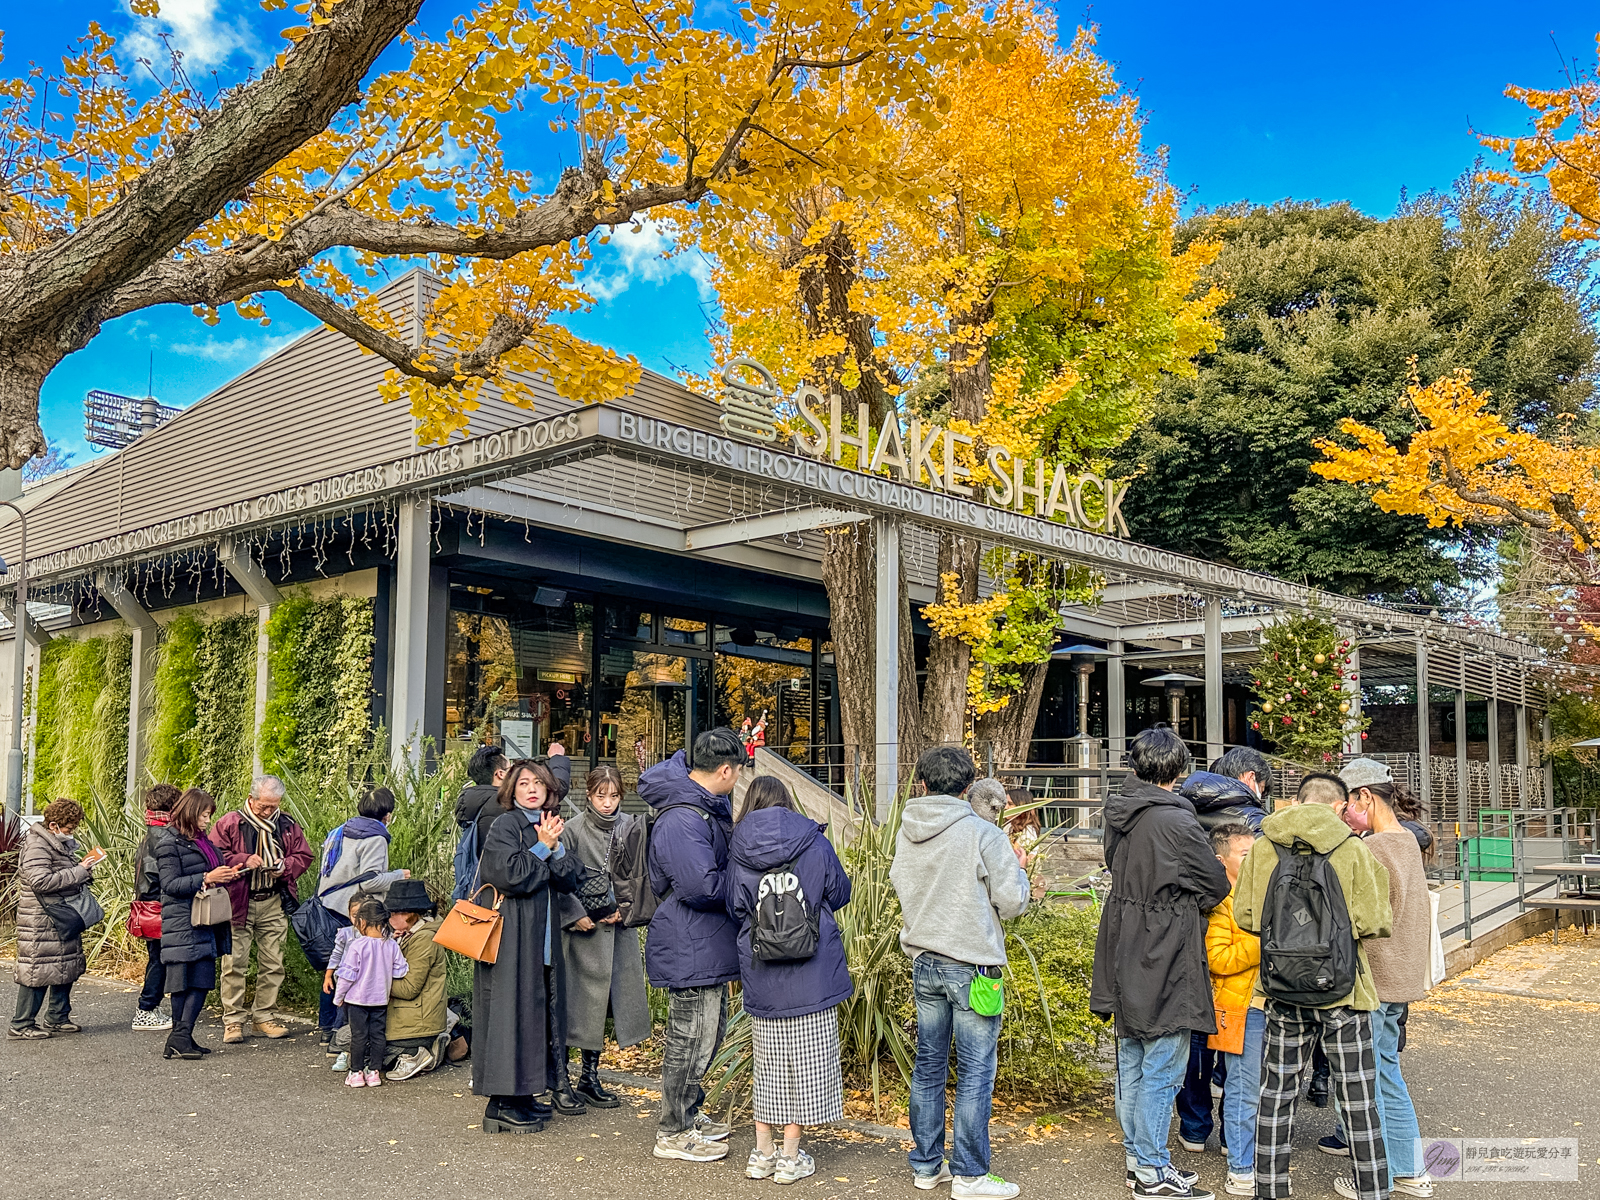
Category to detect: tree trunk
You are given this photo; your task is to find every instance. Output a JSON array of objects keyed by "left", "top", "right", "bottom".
[
  {"left": 0, "top": 345, "right": 61, "bottom": 468},
  {"left": 918, "top": 296, "right": 993, "bottom": 749},
  {"left": 975, "top": 656, "right": 1051, "bottom": 771},
  {"left": 794, "top": 216, "right": 918, "bottom": 804},
  {"left": 919, "top": 531, "right": 980, "bottom": 747}
]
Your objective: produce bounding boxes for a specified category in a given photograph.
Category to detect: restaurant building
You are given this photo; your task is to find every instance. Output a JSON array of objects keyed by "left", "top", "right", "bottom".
[{"left": 0, "top": 274, "right": 1554, "bottom": 826}]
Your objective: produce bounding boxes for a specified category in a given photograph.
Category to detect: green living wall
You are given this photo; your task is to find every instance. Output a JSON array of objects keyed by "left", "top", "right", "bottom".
[
  {"left": 146, "top": 610, "right": 257, "bottom": 803},
  {"left": 259, "top": 594, "right": 374, "bottom": 787},
  {"left": 32, "top": 632, "right": 132, "bottom": 807}
]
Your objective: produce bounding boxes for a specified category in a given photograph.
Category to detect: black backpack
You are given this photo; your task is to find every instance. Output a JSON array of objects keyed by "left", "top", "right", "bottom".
[
  {"left": 1258, "top": 835, "right": 1359, "bottom": 1006},
  {"left": 752, "top": 854, "right": 820, "bottom": 963},
  {"left": 617, "top": 804, "right": 709, "bottom": 929}
]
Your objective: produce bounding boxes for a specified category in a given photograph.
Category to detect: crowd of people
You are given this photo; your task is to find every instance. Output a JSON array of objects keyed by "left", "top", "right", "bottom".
[
  {"left": 8, "top": 720, "right": 1443, "bottom": 1200},
  {"left": 1092, "top": 725, "right": 1440, "bottom": 1200}
]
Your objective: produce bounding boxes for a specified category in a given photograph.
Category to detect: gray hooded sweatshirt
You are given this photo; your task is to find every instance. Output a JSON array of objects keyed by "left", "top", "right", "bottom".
[{"left": 891, "top": 793, "right": 1031, "bottom": 967}]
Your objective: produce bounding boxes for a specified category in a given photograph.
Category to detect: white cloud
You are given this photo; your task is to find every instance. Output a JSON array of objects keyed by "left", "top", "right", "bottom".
[
  {"left": 123, "top": 0, "right": 261, "bottom": 74},
  {"left": 167, "top": 331, "right": 298, "bottom": 363},
  {"left": 584, "top": 220, "right": 713, "bottom": 303}
]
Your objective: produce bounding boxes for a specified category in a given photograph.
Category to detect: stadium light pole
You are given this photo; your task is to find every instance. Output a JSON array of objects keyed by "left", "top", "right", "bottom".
[{"left": 0, "top": 500, "right": 27, "bottom": 817}]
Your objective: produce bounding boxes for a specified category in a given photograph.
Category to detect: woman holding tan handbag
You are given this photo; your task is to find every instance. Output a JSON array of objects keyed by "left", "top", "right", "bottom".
[
  {"left": 471, "top": 759, "right": 580, "bottom": 1134},
  {"left": 156, "top": 787, "right": 242, "bottom": 1060}
]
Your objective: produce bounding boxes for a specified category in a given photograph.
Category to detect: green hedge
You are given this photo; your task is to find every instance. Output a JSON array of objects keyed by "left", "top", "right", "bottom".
[{"left": 147, "top": 612, "right": 202, "bottom": 786}]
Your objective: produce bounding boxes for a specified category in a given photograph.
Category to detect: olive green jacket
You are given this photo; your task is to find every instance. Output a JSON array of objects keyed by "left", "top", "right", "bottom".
[
  {"left": 1234, "top": 803, "right": 1392, "bottom": 1012},
  {"left": 387, "top": 915, "right": 449, "bottom": 1041}
]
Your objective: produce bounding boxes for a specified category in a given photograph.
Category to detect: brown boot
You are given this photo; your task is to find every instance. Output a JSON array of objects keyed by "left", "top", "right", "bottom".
[
  {"left": 223, "top": 1023, "right": 248, "bottom": 1044},
  {"left": 255, "top": 1019, "right": 290, "bottom": 1039}
]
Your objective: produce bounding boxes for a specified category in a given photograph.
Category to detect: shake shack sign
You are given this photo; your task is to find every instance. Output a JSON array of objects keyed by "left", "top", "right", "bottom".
[{"left": 713, "top": 361, "right": 1129, "bottom": 536}]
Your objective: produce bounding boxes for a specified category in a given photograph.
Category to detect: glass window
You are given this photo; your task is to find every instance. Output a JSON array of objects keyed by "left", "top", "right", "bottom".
[
  {"left": 596, "top": 650, "right": 712, "bottom": 797},
  {"left": 447, "top": 588, "right": 595, "bottom": 758},
  {"left": 715, "top": 636, "right": 816, "bottom": 764},
  {"left": 604, "top": 606, "right": 654, "bottom": 641},
  {"left": 662, "top": 616, "right": 708, "bottom": 647}
]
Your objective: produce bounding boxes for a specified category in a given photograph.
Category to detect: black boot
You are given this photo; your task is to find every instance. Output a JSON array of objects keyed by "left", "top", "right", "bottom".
[
  {"left": 575, "top": 1048, "right": 621, "bottom": 1108},
  {"left": 163, "top": 1030, "right": 203, "bottom": 1060},
  {"left": 1306, "top": 1061, "right": 1331, "bottom": 1108},
  {"left": 551, "top": 1049, "right": 587, "bottom": 1115},
  {"left": 483, "top": 1098, "right": 546, "bottom": 1134}
]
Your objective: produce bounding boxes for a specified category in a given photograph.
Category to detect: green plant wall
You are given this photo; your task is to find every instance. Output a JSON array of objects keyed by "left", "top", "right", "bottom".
[
  {"left": 260, "top": 594, "right": 374, "bottom": 786},
  {"left": 31, "top": 632, "right": 132, "bottom": 809},
  {"left": 192, "top": 613, "right": 257, "bottom": 802},
  {"left": 148, "top": 612, "right": 203, "bottom": 786}
]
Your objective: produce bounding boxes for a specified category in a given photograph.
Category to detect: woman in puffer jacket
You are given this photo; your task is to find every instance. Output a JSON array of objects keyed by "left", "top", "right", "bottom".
[{"left": 10, "top": 799, "right": 97, "bottom": 1040}]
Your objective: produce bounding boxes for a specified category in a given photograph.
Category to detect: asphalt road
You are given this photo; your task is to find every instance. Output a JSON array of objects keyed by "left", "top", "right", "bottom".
[{"left": 1, "top": 961, "right": 1596, "bottom": 1200}]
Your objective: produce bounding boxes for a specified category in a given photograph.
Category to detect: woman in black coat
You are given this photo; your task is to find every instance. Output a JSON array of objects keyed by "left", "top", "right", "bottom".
[
  {"left": 472, "top": 759, "right": 580, "bottom": 1133},
  {"left": 156, "top": 787, "right": 242, "bottom": 1059}
]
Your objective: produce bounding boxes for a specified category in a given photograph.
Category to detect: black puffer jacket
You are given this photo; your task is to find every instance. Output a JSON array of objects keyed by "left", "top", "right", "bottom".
[
  {"left": 1179, "top": 771, "right": 1267, "bottom": 833},
  {"left": 156, "top": 828, "right": 233, "bottom": 965}
]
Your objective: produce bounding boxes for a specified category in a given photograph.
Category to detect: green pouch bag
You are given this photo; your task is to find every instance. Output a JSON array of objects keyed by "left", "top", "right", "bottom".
[{"left": 969, "top": 968, "right": 1004, "bottom": 1017}]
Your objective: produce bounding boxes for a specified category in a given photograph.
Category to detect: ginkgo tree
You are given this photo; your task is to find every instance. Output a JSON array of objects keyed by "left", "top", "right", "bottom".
[
  {"left": 0, "top": 0, "right": 980, "bottom": 467},
  {"left": 694, "top": 4, "right": 1221, "bottom": 764}
]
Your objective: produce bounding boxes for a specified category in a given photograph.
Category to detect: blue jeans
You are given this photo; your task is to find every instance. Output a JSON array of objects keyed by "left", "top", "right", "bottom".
[
  {"left": 1374, "top": 1001, "right": 1420, "bottom": 1177},
  {"left": 1115, "top": 1031, "right": 1189, "bottom": 1182},
  {"left": 909, "top": 953, "right": 1002, "bottom": 1180},
  {"left": 1220, "top": 1007, "right": 1266, "bottom": 1175},
  {"left": 1177, "top": 1030, "right": 1217, "bottom": 1144},
  {"left": 1332, "top": 1002, "right": 1421, "bottom": 1177}
]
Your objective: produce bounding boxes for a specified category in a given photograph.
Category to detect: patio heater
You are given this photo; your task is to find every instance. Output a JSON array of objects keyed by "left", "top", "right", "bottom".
[
  {"left": 1140, "top": 672, "right": 1204, "bottom": 741},
  {"left": 1053, "top": 643, "right": 1112, "bottom": 803}
]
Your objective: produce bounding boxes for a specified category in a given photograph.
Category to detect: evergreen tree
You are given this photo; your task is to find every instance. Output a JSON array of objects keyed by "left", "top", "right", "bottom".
[
  {"left": 1250, "top": 610, "right": 1370, "bottom": 767},
  {"left": 1111, "top": 172, "right": 1599, "bottom": 603}
]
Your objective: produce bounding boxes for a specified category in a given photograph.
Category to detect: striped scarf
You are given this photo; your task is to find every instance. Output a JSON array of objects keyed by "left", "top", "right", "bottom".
[{"left": 240, "top": 804, "right": 286, "bottom": 893}]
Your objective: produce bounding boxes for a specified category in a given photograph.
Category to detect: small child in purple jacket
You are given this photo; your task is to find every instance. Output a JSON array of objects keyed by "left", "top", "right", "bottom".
[{"left": 335, "top": 898, "right": 408, "bottom": 1088}]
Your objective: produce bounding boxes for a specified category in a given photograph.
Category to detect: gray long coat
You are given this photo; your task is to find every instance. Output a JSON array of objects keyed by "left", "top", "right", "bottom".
[
  {"left": 558, "top": 811, "right": 651, "bottom": 1050},
  {"left": 14, "top": 825, "right": 92, "bottom": 988}
]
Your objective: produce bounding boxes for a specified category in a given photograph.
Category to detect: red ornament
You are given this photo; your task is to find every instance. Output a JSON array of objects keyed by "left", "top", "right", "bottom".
[
  {"left": 1282, "top": 716, "right": 1292, "bottom": 725},
  {"left": 1252, "top": 721, "right": 1260, "bottom": 730},
  {"left": 1360, "top": 732, "right": 1368, "bottom": 740}
]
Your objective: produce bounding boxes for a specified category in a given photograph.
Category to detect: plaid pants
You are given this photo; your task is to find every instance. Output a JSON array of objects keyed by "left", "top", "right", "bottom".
[{"left": 1256, "top": 1000, "right": 1388, "bottom": 1200}]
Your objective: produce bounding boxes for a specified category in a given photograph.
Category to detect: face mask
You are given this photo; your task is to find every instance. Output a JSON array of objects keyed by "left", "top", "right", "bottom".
[{"left": 1343, "top": 804, "right": 1371, "bottom": 833}]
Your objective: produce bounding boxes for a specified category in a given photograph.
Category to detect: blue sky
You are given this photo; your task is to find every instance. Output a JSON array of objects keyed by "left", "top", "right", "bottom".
[{"left": 4, "top": 0, "right": 1596, "bottom": 468}]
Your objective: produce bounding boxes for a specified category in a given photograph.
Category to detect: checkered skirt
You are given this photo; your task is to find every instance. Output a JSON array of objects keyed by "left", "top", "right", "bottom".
[{"left": 750, "top": 1005, "right": 844, "bottom": 1126}]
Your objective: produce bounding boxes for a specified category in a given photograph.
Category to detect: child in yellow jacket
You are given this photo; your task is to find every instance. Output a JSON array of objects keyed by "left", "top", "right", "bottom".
[{"left": 1206, "top": 823, "right": 1261, "bottom": 1197}]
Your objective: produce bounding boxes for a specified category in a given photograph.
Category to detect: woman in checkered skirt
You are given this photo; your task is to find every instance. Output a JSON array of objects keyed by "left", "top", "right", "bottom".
[{"left": 728, "top": 777, "right": 854, "bottom": 1186}]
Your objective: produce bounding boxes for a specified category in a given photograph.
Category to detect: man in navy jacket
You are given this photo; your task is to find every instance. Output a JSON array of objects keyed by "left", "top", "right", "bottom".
[{"left": 641, "top": 727, "right": 746, "bottom": 1163}]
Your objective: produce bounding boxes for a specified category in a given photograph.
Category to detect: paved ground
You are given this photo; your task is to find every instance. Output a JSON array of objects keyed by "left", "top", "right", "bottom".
[{"left": 3, "top": 933, "right": 1599, "bottom": 1200}]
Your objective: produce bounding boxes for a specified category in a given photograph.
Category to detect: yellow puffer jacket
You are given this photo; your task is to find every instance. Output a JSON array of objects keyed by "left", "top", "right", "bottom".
[{"left": 1206, "top": 890, "right": 1260, "bottom": 1012}]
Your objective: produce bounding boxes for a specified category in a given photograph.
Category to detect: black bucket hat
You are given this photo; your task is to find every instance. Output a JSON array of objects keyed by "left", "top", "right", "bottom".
[{"left": 385, "top": 879, "right": 436, "bottom": 915}]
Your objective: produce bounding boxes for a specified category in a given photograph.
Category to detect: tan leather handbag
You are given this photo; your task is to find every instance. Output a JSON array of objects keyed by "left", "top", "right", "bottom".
[
  {"left": 435, "top": 885, "right": 505, "bottom": 964},
  {"left": 190, "top": 885, "right": 233, "bottom": 928}
]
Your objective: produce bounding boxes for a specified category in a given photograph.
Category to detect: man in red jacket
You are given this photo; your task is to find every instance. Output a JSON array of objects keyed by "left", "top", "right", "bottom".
[{"left": 211, "top": 774, "right": 312, "bottom": 1043}]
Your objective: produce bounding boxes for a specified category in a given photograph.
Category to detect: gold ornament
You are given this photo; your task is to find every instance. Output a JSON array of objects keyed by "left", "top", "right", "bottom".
[
  {"left": 1339, "top": 701, "right": 1350, "bottom": 714},
  {"left": 1314, "top": 653, "right": 1326, "bottom": 665},
  {"left": 1262, "top": 701, "right": 1274, "bottom": 713}
]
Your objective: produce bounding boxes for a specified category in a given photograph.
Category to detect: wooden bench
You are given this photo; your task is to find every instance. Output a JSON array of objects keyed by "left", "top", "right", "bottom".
[{"left": 1523, "top": 896, "right": 1600, "bottom": 943}]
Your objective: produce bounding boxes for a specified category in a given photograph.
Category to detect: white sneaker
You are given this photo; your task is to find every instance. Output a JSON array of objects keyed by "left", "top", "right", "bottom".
[
  {"left": 1225, "top": 1171, "right": 1253, "bottom": 1196},
  {"left": 653, "top": 1129, "right": 730, "bottom": 1162},
  {"left": 951, "top": 1175, "right": 1021, "bottom": 1200},
  {"left": 915, "top": 1162, "right": 954, "bottom": 1190},
  {"left": 1177, "top": 1137, "right": 1207, "bottom": 1153},
  {"left": 1392, "top": 1177, "right": 1434, "bottom": 1198},
  {"left": 330, "top": 1051, "right": 349, "bottom": 1072},
  {"left": 774, "top": 1150, "right": 816, "bottom": 1185},
  {"left": 746, "top": 1149, "right": 780, "bottom": 1179},
  {"left": 386, "top": 1050, "right": 432, "bottom": 1082},
  {"left": 1333, "top": 1178, "right": 1357, "bottom": 1200},
  {"left": 131, "top": 1009, "right": 172, "bottom": 1032},
  {"left": 692, "top": 1111, "right": 732, "bottom": 1141}
]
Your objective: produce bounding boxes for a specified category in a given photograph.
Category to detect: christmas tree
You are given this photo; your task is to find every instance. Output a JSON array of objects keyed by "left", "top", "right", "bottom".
[{"left": 1249, "top": 607, "right": 1371, "bottom": 767}]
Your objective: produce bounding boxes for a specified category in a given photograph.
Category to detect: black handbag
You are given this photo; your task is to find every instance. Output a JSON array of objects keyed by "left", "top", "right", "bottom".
[{"left": 574, "top": 834, "right": 618, "bottom": 923}]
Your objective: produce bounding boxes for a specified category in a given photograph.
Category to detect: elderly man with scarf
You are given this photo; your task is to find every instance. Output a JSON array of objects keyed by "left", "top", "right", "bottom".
[{"left": 212, "top": 775, "right": 312, "bottom": 1043}]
